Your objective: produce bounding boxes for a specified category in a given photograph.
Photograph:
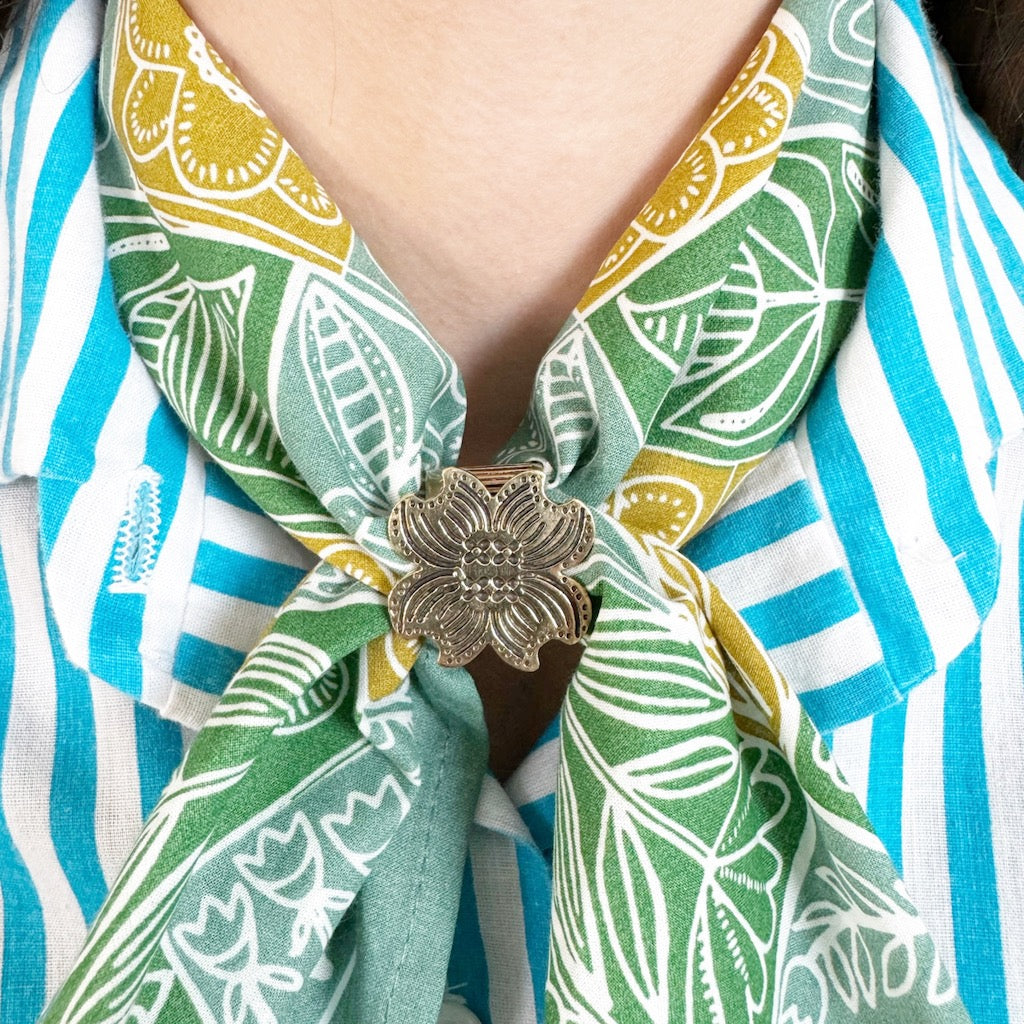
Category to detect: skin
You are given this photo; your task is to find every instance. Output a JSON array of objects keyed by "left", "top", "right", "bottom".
[{"left": 182, "top": 0, "right": 782, "bottom": 778}]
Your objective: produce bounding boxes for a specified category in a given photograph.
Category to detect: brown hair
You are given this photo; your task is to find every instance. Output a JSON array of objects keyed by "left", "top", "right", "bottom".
[
  {"left": 0, "top": 0, "right": 1022, "bottom": 174},
  {"left": 928, "top": 0, "right": 1024, "bottom": 174}
]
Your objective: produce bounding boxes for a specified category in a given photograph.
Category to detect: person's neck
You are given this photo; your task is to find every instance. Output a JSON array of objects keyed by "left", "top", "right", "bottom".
[
  {"left": 177, "top": 0, "right": 781, "bottom": 778},
  {"left": 180, "top": 0, "right": 781, "bottom": 464}
]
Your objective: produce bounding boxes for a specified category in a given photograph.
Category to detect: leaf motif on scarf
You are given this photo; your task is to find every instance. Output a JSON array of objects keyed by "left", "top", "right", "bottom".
[
  {"left": 233, "top": 813, "right": 355, "bottom": 958},
  {"left": 503, "top": 323, "right": 600, "bottom": 484},
  {"left": 687, "top": 749, "right": 789, "bottom": 1024},
  {"left": 617, "top": 286, "right": 717, "bottom": 374},
  {"left": 575, "top": 604, "right": 732, "bottom": 734},
  {"left": 172, "top": 883, "right": 303, "bottom": 1024},
  {"left": 616, "top": 736, "right": 739, "bottom": 801},
  {"left": 295, "top": 278, "right": 419, "bottom": 516},
  {"left": 124, "top": 969, "right": 175, "bottom": 1024},
  {"left": 842, "top": 143, "right": 880, "bottom": 246},
  {"left": 208, "top": 633, "right": 336, "bottom": 731},
  {"left": 547, "top": 747, "right": 616, "bottom": 1022},
  {"left": 320, "top": 775, "right": 416, "bottom": 877},
  {"left": 781, "top": 855, "right": 950, "bottom": 1020},
  {"left": 596, "top": 805, "right": 671, "bottom": 1020},
  {"left": 127, "top": 265, "right": 290, "bottom": 474},
  {"left": 652, "top": 149, "right": 863, "bottom": 462},
  {"left": 810, "top": 0, "right": 876, "bottom": 114},
  {"left": 286, "top": 561, "right": 369, "bottom": 614},
  {"left": 275, "top": 662, "right": 351, "bottom": 736}
]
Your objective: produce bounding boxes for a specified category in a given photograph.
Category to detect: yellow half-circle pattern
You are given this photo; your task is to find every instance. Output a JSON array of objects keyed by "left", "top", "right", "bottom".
[
  {"left": 112, "top": 0, "right": 352, "bottom": 270},
  {"left": 579, "top": 23, "right": 805, "bottom": 312}
]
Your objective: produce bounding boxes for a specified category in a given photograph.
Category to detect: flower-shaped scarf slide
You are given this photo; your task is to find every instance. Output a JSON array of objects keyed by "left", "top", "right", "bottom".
[{"left": 40, "top": 0, "right": 973, "bottom": 1021}]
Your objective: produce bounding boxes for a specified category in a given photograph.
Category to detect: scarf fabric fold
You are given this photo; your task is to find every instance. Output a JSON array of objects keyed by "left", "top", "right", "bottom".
[{"left": 40, "top": 0, "right": 973, "bottom": 1021}]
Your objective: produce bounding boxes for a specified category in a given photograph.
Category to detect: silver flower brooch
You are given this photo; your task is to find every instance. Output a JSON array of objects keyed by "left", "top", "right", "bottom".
[{"left": 388, "top": 465, "right": 595, "bottom": 670}]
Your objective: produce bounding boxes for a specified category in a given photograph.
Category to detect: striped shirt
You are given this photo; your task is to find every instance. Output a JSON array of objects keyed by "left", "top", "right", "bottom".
[{"left": 2, "top": 0, "right": 1023, "bottom": 1021}]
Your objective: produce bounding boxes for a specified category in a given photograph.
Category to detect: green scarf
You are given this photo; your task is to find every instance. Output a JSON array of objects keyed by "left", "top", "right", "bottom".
[{"left": 41, "top": 0, "right": 970, "bottom": 1021}]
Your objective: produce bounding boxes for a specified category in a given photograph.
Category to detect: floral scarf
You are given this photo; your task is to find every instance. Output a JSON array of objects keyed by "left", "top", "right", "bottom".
[{"left": 40, "top": 0, "right": 971, "bottom": 1021}]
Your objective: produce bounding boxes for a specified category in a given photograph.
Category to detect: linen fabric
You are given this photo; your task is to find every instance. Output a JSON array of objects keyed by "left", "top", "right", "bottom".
[{"left": 0, "top": 2, "right": 1019, "bottom": 1024}]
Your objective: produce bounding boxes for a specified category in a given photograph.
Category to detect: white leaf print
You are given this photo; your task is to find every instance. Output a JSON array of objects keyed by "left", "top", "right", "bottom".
[
  {"left": 595, "top": 804, "right": 670, "bottom": 1020},
  {"left": 616, "top": 736, "right": 739, "bottom": 800},
  {"left": 297, "top": 278, "right": 418, "bottom": 513}
]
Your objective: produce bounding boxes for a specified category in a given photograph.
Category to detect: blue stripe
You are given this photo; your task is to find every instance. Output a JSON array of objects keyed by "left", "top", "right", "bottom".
[
  {"left": 3, "top": 67, "right": 96, "bottom": 475},
  {"left": 685, "top": 481, "right": 822, "bottom": 571},
  {"left": 960, "top": 147, "right": 1024, "bottom": 294},
  {"left": 204, "top": 461, "right": 265, "bottom": 515},
  {"left": 864, "top": 696, "right": 907, "bottom": 874},
  {"left": 537, "top": 713, "right": 560, "bottom": 747},
  {"left": 448, "top": 858, "right": 493, "bottom": 1024},
  {"left": 954, "top": 196, "right": 1024, "bottom": 417},
  {"left": 192, "top": 540, "right": 306, "bottom": 606},
  {"left": 133, "top": 704, "right": 183, "bottom": 819},
  {"left": 739, "top": 569, "right": 859, "bottom": 650},
  {"left": 42, "top": 580, "right": 106, "bottom": 923},
  {"left": 798, "top": 663, "right": 902, "bottom": 734},
  {"left": 877, "top": 65, "right": 999, "bottom": 460},
  {"left": 172, "top": 633, "right": 246, "bottom": 695},
  {"left": 943, "top": 636, "right": 1009, "bottom": 1024},
  {"left": 950, "top": 206, "right": 1006, "bottom": 449},
  {"left": 518, "top": 793, "right": 556, "bottom": 859},
  {"left": 963, "top": 107, "right": 1024, "bottom": 211},
  {"left": 866, "top": 241, "right": 998, "bottom": 619},
  {"left": 38, "top": 267, "right": 132, "bottom": 514},
  {"left": 0, "top": 522, "right": 47, "bottom": 1022},
  {"left": 806, "top": 365, "right": 931, "bottom": 687},
  {"left": 1, "top": 0, "right": 79, "bottom": 475},
  {"left": 956, "top": 153, "right": 1024, "bottom": 404},
  {"left": 515, "top": 842, "right": 552, "bottom": 1021}
]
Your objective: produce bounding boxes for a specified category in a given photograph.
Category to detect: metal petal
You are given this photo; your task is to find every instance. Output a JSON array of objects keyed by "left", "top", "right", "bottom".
[
  {"left": 520, "top": 501, "right": 594, "bottom": 573},
  {"left": 489, "top": 572, "right": 592, "bottom": 670},
  {"left": 491, "top": 473, "right": 594, "bottom": 573},
  {"left": 388, "top": 568, "right": 456, "bottom": 635},
  {"left": 435, "top": 599, "right": 491, "bottom": 667},
  {"left": 389, "top": 470, "right": 492, "bottom": 569},
  {"left": 388, "top": 568, "right": 489, "bottom": 666}
]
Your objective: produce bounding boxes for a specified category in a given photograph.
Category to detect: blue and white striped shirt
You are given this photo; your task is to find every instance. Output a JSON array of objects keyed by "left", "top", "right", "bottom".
[{"left": 2, "top": 0, "right": 1023, "bottom": 1021}]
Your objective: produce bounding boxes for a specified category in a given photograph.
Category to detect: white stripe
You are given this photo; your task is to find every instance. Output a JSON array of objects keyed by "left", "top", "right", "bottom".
[
  {"left": 179, "top": 583, "right": 277, "bottom": 655},
  {"left": 474, "top": 775, "right": 533, "bottom": 844},
  {"left": 470, "top": 828, "right": 538, "bottom": 1024},
  {"left": 793, "top": 417, "right": 888, "bottom": 666},
  {"left": 707, "top": 521, "right": 844, "bottom": 611},
  {"left": 0, "top": 8, "right": 35, "bottom": 462},
  {"left": 0, "top": 480, "right": 87, "bottom": 995},
  {"left": 835, "top": 321, "right": 980, "bottom": 667},
  {"left": 506, "top": 737, "right": 559, "bottom": 809},
  {"left": 161, "top": 684, "right": 221, "bottom": 733},
  {"left": 889, "top": 0, "right": 1024, "bottom": 438},
  {"left": 202, "top": 494, "right": 314, "bottom": 569},
  {"left": 979, "top": 434, "right": 1024, "bottom": 1020},
  {"left": 45, "top": 358, "right": 159, "bottom": 668},
  {"left": 3, "top": 0, "right": 101, "bottom": 452},
  {"left": 89, "top": 676, "right": 143, "bottom": 888},
  {"left": 140, "top": 447, "right": 212, "bottom": 714},
  {"left": 935, "top": 46, "right": 1024, "bottom": 272},
  {"left": 951, "top": 166, "right": 1024, "bottom": 436},
  {"left": 900, "top": 670, "right": 958, "bottom": 986},
  {"left": 883, "top": 143, "right": 999, "bottom": 528},
  {"left": 10, "top": 161, "right": 103, "bottom": 476},
  {"left": 767, "top": 613, "right": 884, "bottom": 695},
  {"left": 827, "top": 714, "right": 873, "bottom": 807},
  {"left": 948, "top": 175, "right": 1024, "bottom": 442}
]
